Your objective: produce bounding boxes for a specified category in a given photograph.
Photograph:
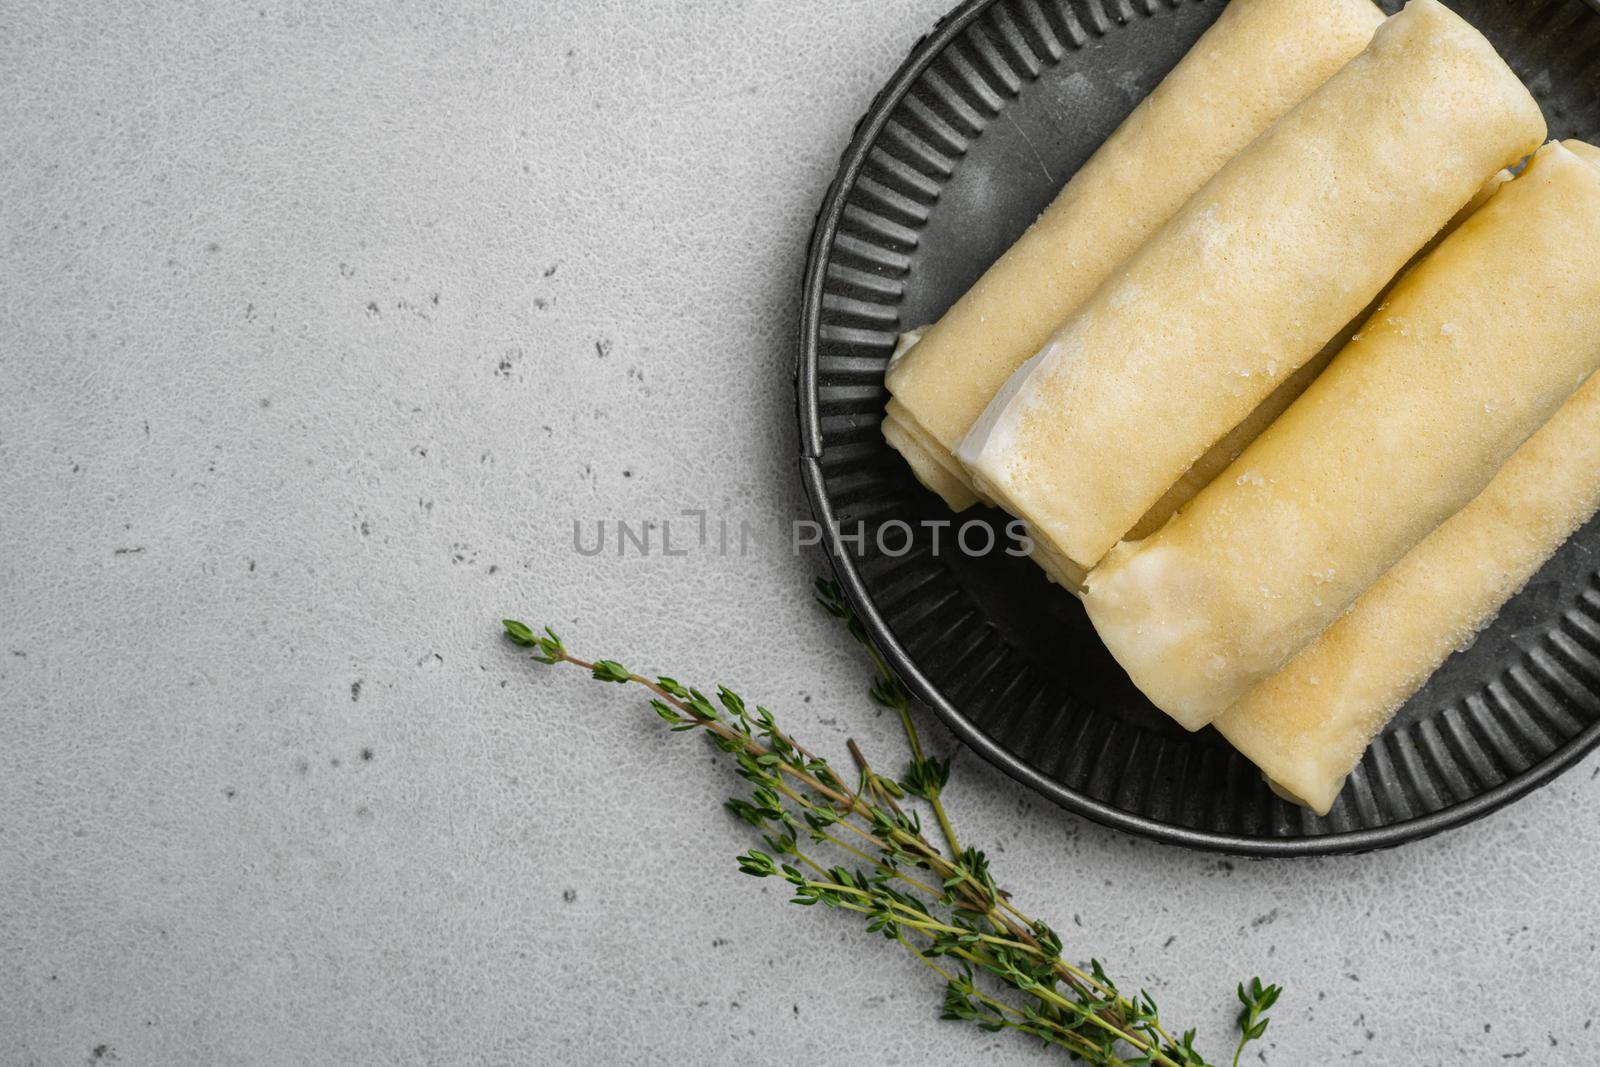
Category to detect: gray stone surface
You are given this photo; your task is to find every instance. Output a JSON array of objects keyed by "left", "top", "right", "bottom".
[{"left": 4, "top": 1, "right": 1598, "bottom": 1063}]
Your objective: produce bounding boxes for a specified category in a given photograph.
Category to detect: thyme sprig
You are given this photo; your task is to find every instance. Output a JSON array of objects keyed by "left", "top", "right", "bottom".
[
  {"left": 503, "top": 580, "right": 1281, "bottom": 1065},
  {"left": 1234, "top": 978, "right": 1282, "bottom": 1067}
]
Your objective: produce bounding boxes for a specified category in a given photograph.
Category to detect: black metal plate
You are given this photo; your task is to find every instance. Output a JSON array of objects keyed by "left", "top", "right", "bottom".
[{"left": 797, "top": 0, "right": 1600, "bottom": 855}]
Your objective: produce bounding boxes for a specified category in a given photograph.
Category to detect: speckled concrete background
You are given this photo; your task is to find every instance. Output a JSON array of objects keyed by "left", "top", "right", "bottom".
[{"left": 4, "top": 1, "right": 1599, "bottom": 1064}]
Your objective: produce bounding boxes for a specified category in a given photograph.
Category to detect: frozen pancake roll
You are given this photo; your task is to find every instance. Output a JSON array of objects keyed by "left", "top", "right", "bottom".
[
  {"left": 1213, "top": 142, "right": 1600, "bottom": 814},
  {"left": 1084, "top": 141, "right": 1600, "bottom": 732},
  {"left": 881, "top": 331, "right": 983, "bottom": 509},
  {"left": 1121, "top": 167, "right": 1514, "bottom": 546},
  {"left": 880, "top": 0, "right": 1386, "bottom": 511},
  {"left": 993, "top": 164, "right": 1510, "bottom": 592},
  {"left": 1216, "top": 370, "right": 1600, "bottom": 815},
  {"left": 959, "top": 0, "right": 1547, "bottom": 574}
]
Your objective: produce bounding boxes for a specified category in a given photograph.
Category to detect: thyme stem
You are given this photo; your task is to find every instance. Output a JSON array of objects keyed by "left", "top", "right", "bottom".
[{"left": 501, "top": 586, "right": 1282, "bottom": 1067}]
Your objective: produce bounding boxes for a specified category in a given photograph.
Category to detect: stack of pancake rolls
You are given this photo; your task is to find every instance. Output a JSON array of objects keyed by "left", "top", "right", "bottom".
[{"left": 881, "top": 0, "right": 1600, "bottom": 814}]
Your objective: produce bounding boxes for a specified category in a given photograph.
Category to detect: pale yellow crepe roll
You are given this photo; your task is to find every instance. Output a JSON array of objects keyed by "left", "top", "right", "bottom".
[
  {"left": 959, "top": 0, "right": 1546, "bottom": 573},
  {"left": 880, "top": 0, "right": 1386, "bottom": 511},
  {"left": 1035, "top": 170, "right": 1513, "bottom": 592},
  {"left": 1043, "top": 168, "right": 1513, "bottom": 585},
  {"left": 1216, "top": 375, "right": 1600, "bottom": 814},
  {"left": 1213, "top": 143, "right": 1600, "bottom": 815},
  {"left": 1122, "top": 169, "right": 1514, "bottom": 545},
  {"left": 881, "top": 330, "right": 981, "bottom": 509},
  {"left": 1084, "top": 142, "right": 1600, "bottom": 732}
]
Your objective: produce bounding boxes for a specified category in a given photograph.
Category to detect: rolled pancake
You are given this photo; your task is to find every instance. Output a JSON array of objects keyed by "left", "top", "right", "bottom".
[
  {"left": 881, "top": 331, "right": 981, "bottom": 510},
  {"left": 1084, "top": 142, "right": 1600, "bottom": 731},
  {"left": 1017, "top": 174, "right": 1508, "bottom": 592},
  {"left": 1122, "top": 168, "right": 1513, "bottom": 546},
  {"left": 1214, "top": 143, "right": 1600, "bottom": 815},
  {"left": 1217, "top": 374, "right": 1600, "bottom": 814},
  {"left": 880, "top": 0, "right": 1386, "bottom": 511},
  {"left": 1040, "top": 169, "right": 1516, "bottom": 592},
  {"left": 958, "top": 0, "right": 1547, "bottom": 573}
]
